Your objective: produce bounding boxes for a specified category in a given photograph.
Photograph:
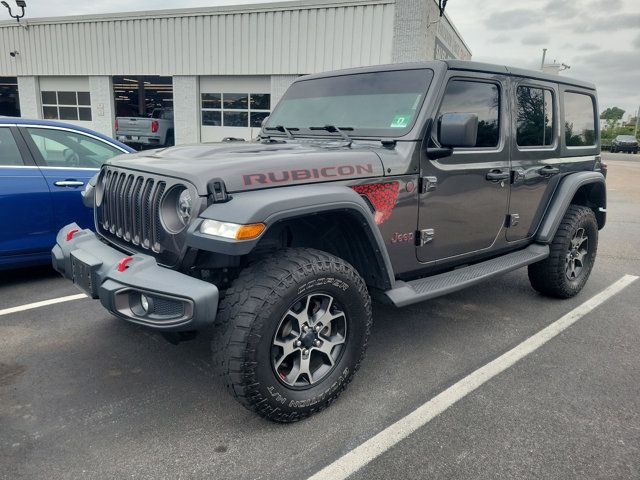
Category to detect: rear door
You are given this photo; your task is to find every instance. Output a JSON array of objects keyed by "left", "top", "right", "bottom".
[
  {"left": 20, "top": 125, "right": 128, "bottom": 231},
  {"left": 417, "top": 72, "right": 510, "bottom": 264},
  {"left": 0, "top": 126, "right": 54, "bottom": 258},
  {"left": 506, "top": 78, "right": 561, "bottom": 241}
]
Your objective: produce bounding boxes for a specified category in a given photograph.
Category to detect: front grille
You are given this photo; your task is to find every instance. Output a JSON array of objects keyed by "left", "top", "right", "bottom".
[
  {"left": 100, "top": 170, "right": 166, "bottom": 253},
  {"left": 96, "top": 167, "right": 193, "bottom": 266}
]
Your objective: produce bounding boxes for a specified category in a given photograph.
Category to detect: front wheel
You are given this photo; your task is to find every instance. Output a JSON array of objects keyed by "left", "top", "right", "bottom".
[
  {"left": 213, "top": 248, "right": 372, "bottom": 422},
  {"left": 528, "top": 205, "right": 598, "bottom": 298}
]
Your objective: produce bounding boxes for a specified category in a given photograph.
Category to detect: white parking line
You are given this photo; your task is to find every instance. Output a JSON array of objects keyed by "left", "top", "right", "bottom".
[
  {"left": 308, "top": 274, "right": 639, "bottom": 480},
  {"left": 0, "top": 293, "right": 87, "bottom": 317}
]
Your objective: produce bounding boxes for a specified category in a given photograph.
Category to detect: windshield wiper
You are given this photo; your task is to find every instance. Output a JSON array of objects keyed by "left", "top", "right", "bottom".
[
  {"left": 264, "top": 125, "right": 299, "bottom": 139},
  {"left": 309, "top": 125, "right": 354, "bottom": 146}
]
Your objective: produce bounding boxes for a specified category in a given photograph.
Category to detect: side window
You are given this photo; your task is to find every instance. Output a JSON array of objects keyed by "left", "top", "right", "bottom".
[
  {"left": 0, "top": 128, "right": 23, "bottom": 166},
  {"left": 516, "top": 86, "right": 554, "bottom": 147},
  {"left": 438, "top": 80, "right": 500, "bottom": 148},
  {"left": 563, "top": 92, "right": 596, "bottom": 147},
  {"left": 26, "top": 128, "right": 123, "bottom": 168}
]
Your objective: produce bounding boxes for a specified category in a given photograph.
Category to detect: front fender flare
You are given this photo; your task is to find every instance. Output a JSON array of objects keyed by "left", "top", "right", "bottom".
[
  {"left": 186, "top": 184, "right": 395, "bottom": 288},
  {"left": 535, "top": 171, "right": 606, "bottom": 244}
]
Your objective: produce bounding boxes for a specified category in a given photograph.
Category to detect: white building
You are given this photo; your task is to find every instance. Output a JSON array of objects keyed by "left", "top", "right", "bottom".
[{"left": 0, "top": 0, "right": 470, "bottom": 144}]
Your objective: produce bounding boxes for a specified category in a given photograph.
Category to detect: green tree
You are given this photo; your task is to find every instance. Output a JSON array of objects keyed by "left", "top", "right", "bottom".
[{"left": 600, "top": 107, "right": 625, "bottom": 121}]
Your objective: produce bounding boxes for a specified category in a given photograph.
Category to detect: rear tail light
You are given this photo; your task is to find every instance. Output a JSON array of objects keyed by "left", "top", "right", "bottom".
[
  {"left": 151, "top": 120, "right": 159, "bottom": 133},
  {"left": 115, "top": 118, "right": 119, "bottom": 131}
]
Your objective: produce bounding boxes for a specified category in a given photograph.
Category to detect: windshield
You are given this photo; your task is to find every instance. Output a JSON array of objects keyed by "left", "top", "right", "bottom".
[
  {"left": 617, "top": 135, "right": 636, "bottom": 141},
  {"left": 266, "top": 69, "right": 434, "bottom": 137}
]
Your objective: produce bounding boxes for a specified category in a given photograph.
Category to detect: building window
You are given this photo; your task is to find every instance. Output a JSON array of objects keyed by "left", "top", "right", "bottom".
[
  {"left": 201, "top": 93, "right": 270, "bottom": 128},
  {"left": 563, "top": 92, "right": 596, "bottom": 147},
  {"left": 516, "top": 86, "right": 554, "bottom": 147},
  {"left": 41, "top": 91, "right": 92, "bottom": 121}
]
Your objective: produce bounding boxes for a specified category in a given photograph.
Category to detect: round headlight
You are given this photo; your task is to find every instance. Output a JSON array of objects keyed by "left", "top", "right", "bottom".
[{"left": 177, "top": 189, "right": 193, "bottom": 225}]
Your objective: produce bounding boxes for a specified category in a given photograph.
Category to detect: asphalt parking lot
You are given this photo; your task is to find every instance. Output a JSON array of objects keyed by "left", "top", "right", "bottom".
[{"left": 2, "top": 152, "right": 640, "bottom": 480}]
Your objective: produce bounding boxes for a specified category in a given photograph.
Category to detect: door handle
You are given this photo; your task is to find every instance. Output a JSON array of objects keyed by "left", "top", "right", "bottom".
[
  {"left": 54, "top": 180, "right": 85, "bottom": 187},
  {"left": 485, "top": 170, "right": 510, "bottom": 182},
  {"left": 538, "top": 166, "right": 560, "bottom": 177}
]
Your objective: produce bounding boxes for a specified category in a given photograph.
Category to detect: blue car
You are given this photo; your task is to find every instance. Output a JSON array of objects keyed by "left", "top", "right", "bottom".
[{"left": 0, "top": 118, "right": 135, "bottom": 270}]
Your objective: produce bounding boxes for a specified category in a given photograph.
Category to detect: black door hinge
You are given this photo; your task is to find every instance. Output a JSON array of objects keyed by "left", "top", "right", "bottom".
[
  {"left": 416, "top": 228, "right": 435, "bottom": 246},
  {"left": 419, "top": 176, "right": 438, "bottom": 193},
  {"left": 505, "top": 213, "right": 520, "bottom": 228}
]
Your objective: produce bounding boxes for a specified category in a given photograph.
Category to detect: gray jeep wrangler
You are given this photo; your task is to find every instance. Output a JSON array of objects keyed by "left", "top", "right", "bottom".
[{"left": 52, "top": 60, "right": 606, "bottom": 422}]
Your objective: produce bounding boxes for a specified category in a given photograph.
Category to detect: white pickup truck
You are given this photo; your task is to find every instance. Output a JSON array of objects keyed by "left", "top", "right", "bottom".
[{"left": 115, "top": 108, "right": 174, "bottom": 147}]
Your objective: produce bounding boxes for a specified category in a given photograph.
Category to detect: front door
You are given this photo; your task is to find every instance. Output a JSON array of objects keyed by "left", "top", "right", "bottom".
[
  {"left": 417, "top": 73, "right": 510, "bottom": 264},
  {"left": 20, "top": 126, "right": 126, "bottom": 231}
]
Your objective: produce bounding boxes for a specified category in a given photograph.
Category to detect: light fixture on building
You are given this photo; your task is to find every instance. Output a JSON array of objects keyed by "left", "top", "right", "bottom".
[
  {"left": 9, "top": 50, "right": 19, "bottom": 57},
  {"left": 1, "top": 0, "right": 27, "bottom": 23}
]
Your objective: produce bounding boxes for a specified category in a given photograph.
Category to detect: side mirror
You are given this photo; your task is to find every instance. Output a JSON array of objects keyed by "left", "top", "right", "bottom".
[{"left": 438, "top": 112, "right": 478, "bottom": 148}]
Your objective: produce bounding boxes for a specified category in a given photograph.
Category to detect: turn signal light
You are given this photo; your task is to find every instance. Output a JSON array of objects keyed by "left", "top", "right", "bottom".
[{"left": 236, "top": 223, "right": 266, "bottom": 240}]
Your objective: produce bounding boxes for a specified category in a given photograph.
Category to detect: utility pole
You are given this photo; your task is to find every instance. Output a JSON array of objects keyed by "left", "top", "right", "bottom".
[
  {"left": 540, "top": 48, "right": 547, "bottom": 71},
  {"left": 635, "top": 105, "right": 640, "bottom": 138}
]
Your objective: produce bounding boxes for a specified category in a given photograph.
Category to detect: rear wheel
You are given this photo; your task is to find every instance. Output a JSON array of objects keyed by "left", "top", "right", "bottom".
[
  {"left": 213, "top": 248, "right": 372, "bottom": 422},
  {"left": 528, "top": 205, "right": 598, "bottom": 298}
]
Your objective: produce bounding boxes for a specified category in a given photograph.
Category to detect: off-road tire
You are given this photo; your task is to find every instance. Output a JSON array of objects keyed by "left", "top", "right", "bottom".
[
  {"left": 213, "top": 248, "right": 372, "bottom": 422},
  {"left": 528, "top": 205, "right": 598, "bottom": 298}
]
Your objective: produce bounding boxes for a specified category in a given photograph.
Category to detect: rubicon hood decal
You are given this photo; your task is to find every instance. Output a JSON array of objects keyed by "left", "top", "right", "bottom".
[
  {"left": 243, "top": 164, "right": 375, "bottom": 186},
  {"left": 108, "top": 141, "right": 385, "bottom": 194}
]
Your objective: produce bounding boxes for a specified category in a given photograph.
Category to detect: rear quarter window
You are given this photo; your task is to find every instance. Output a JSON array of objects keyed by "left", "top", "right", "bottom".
[{"left": 563, "top": 92, "right": 596, "bottom": 147}]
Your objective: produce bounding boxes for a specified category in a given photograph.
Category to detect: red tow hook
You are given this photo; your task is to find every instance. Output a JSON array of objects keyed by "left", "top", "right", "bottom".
[
  {"left": 66, "top": 228, "right": 79, "bottom": 241},
  {"left": 117, "top": 256, "right": 134, "bottom": 272}
]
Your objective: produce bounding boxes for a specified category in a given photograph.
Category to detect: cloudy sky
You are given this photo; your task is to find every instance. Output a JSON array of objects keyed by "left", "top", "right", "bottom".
[{"left": 9, "top": 0, "right": 640, "bottom": 118}]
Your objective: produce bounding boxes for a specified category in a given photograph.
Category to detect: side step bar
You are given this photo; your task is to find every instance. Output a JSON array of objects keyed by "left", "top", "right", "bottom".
[{"left": 383, "top": 244, "right": 550, "bottom": 307}]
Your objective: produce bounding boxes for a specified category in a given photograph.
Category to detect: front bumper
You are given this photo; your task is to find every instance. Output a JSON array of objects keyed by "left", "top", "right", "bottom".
[
  {"left": 613, "top": 144, "right": 638, "bottom": 152},
  {"left": 52, "top": 223, "right": 219, "bottom": 331}
]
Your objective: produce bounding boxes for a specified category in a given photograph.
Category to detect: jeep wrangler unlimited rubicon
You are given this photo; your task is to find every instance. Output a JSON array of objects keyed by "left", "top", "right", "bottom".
[{"left": 52, "top": 61, "right": 606, "bottom": 422}]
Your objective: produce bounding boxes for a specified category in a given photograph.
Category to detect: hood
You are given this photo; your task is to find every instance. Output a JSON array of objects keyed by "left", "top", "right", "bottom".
[{"left": 108, "top": 141, "right": 385, "bottom": 195}]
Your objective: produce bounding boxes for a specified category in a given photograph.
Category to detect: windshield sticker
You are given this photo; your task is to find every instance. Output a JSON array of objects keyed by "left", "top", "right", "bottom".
[
  {"left": 411, "top": 94, "right": 422, "bottom": 110},
  {"left": 390, "top": 115, "right": 411, "bottom": 128}
]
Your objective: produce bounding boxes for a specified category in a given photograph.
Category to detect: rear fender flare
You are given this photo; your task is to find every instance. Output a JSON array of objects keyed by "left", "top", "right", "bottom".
[{"left": 535, "top": 171, "right": 606, "bottom": 244}]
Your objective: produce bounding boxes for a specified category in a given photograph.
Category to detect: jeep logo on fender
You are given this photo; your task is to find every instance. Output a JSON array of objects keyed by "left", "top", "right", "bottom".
[{"left": 243, "top": 164, "right": 374, "bottom": 186}]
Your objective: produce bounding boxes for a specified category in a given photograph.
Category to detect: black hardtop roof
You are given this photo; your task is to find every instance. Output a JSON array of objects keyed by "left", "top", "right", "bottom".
[{"left": 299, "top": 60, "right": 596, "bottom": 91}]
